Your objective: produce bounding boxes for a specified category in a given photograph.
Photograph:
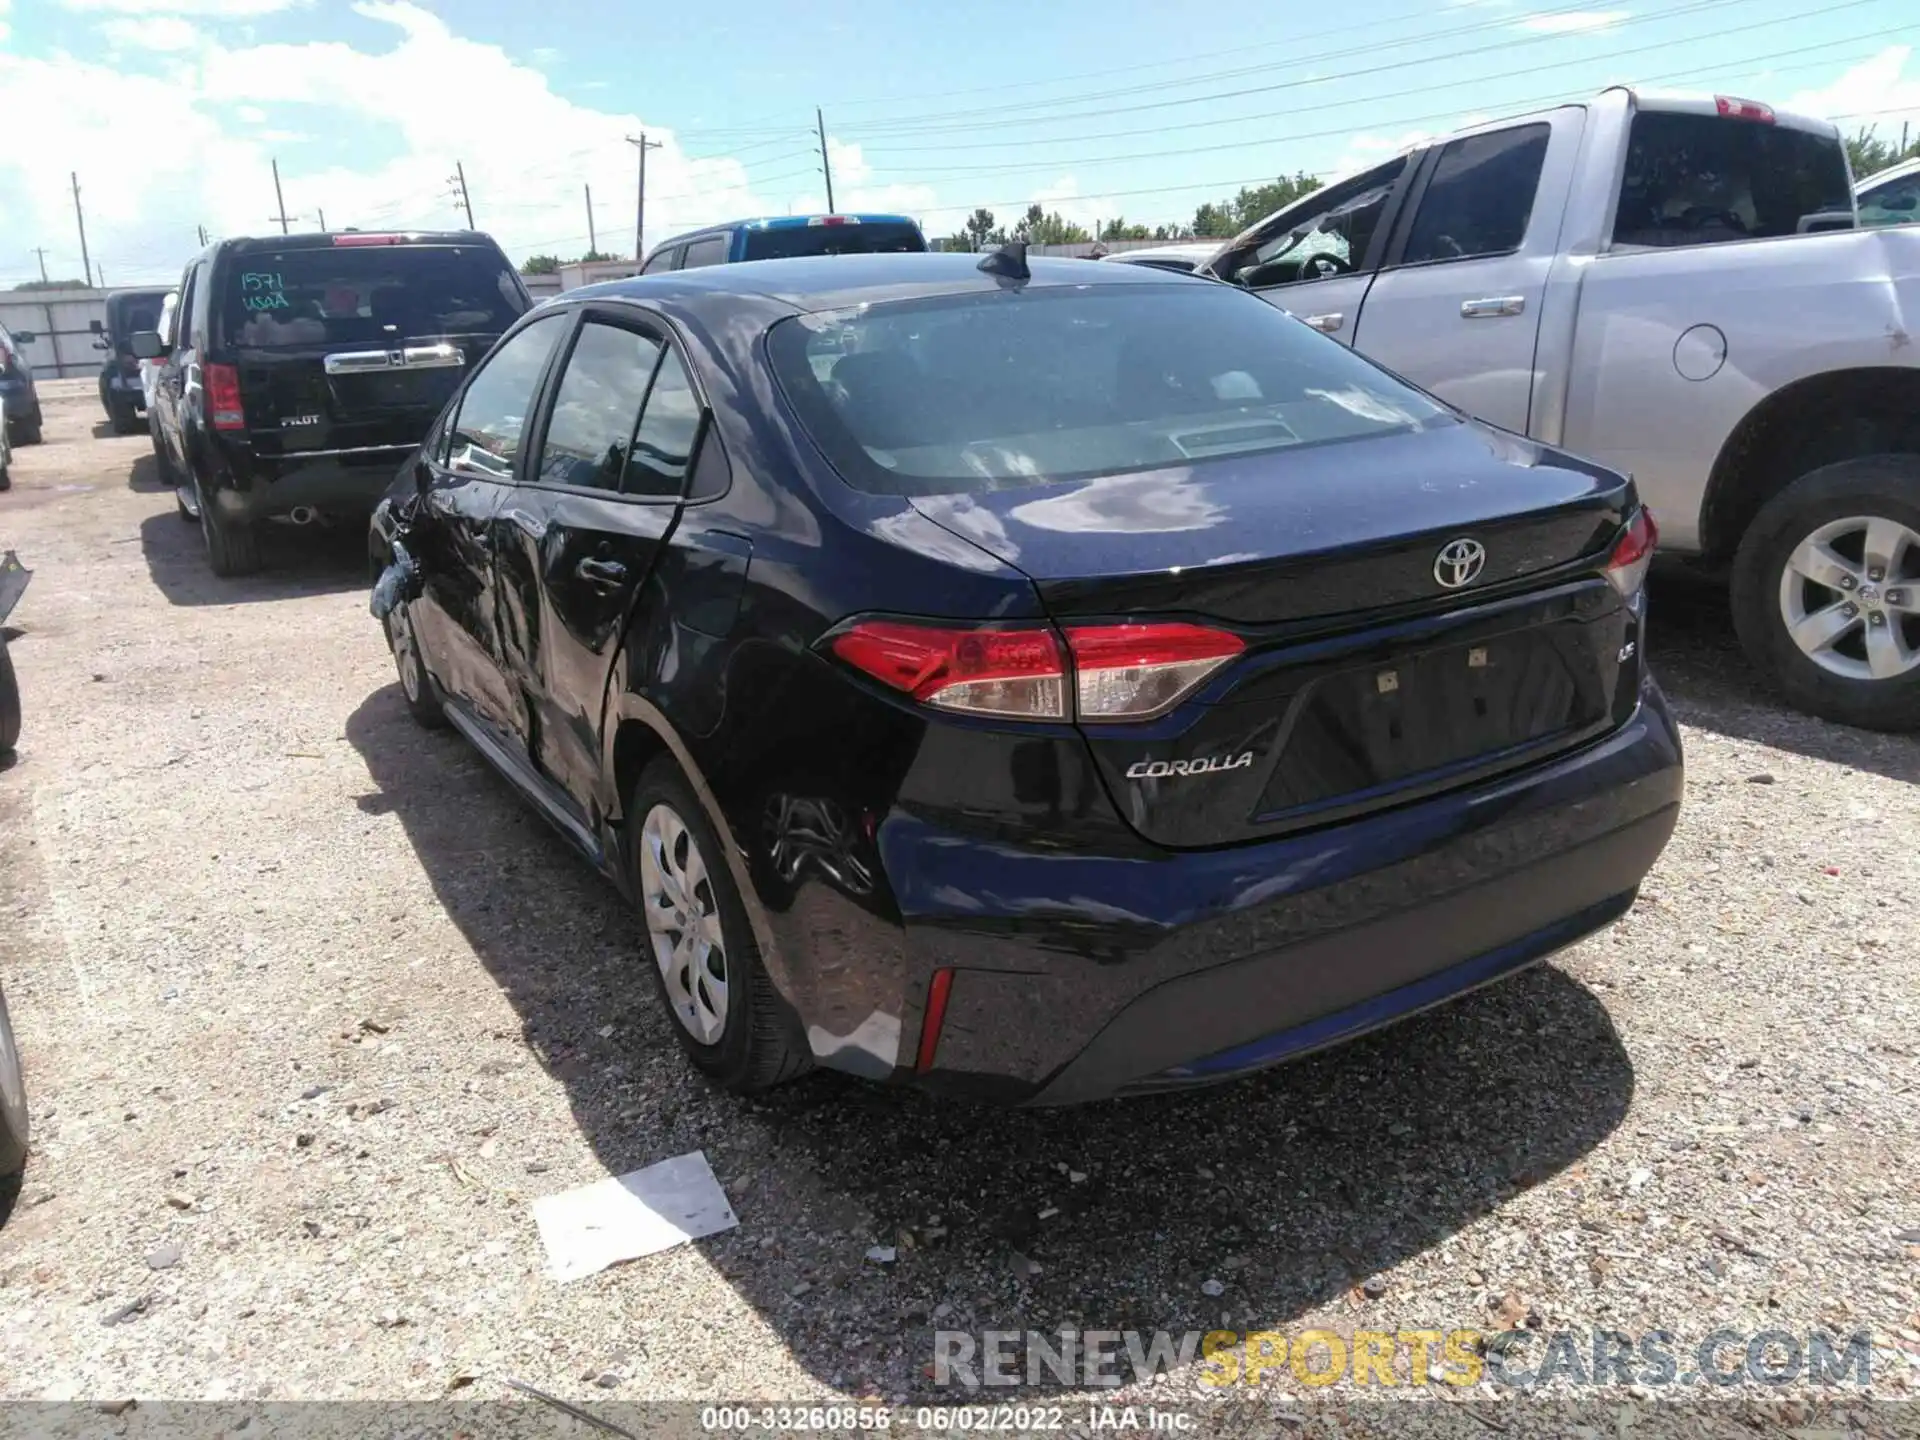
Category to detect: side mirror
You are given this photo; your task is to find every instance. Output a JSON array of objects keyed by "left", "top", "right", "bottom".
[
  {"left": 130, "top": 330, "right": 166, "bottom": 360},
  {"left": 89, "top": 319, "right": 105, "bottom": 335}
]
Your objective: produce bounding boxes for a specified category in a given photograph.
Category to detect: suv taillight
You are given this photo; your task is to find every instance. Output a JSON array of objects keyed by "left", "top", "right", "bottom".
[
  {"left": 204, "top": 362, "right": 246, "bottom": 431},
  {"left": 828, "top": 619, "right": 1244, "bottom": 722},
  {"left": 1605, "top": 507, "right": 1658, "bottom": 596}
]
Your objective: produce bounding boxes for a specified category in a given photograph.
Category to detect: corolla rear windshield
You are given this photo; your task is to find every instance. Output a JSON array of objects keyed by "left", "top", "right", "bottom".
[
  {"left": 222, "top": 245, "right": 527, "bottom": 349},
  {"left": 767, "top": 283, "right": 1453, "bottom": 496}
]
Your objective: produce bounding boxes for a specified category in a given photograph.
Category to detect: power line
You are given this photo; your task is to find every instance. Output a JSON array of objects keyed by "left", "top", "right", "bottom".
[
  {"left": 854, "top": 10, "right": 1900, "bottom": 158},
  {"left": 866, "top": 19, "right": 1909, "bottom": 180}
]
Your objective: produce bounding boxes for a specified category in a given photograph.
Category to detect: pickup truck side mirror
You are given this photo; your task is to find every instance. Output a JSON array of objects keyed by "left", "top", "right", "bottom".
[
  {"left": 130, "top": 330, "right": 166, "bottom": 360},
  {"left": 89, "top": 319, "right": 105, "bottom": 335}
]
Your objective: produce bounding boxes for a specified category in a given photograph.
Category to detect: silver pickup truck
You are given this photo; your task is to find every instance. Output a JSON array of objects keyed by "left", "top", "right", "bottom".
[{"left": 1207, "top": 87, "right": 1920, "bottom": 732}]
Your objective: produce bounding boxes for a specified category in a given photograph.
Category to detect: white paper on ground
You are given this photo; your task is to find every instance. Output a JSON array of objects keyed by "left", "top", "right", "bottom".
[{"left": 532, "top": 1150, "right": 738, "bottom": 1282}]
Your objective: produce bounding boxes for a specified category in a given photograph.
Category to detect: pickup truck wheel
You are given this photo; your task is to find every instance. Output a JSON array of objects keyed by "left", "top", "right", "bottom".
[
  {"left": 199, "top": 493, "right": 262, "bottom": 578},
  {"left": 382, "top": 601, "right": 446, "bottom": 729},
  {"left": 630, "top": 758, "right": 809, "bottom": 1094},
  {"left": 0, "top": 985, "right": 26, "bottom": 1179},
  {"left": 0, "top": 637, "right": 19, "bottom": 755},
  {"left": 10, "top": 416, "right": 40, "bottom": 447},
  {"left": 110, "top": 399, "right": 141, "bottom": 436},
  {"left": 1731, "top": 455, "right": 1920, "bottom": 732}
]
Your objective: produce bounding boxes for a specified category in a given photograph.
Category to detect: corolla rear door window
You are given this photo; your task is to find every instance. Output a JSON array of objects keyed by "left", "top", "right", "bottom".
[{"left": 767, "top": 283, "right": 1452, "bottom": 496}]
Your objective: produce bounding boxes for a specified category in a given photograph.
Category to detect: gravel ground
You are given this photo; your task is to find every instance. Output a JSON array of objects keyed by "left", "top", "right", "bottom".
[{"left": 0, "top": 383, "right": 1915, "bottom": 1418}]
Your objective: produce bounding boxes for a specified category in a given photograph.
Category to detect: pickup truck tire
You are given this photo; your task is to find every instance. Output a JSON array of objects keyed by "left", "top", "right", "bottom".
[
  {"left": 0, "top": 637, "right": 18, "bottom": 755},
  {"left": 10, "top": 414, "right": 41, "bottom": 447},
  {"left": 199, "top": 493, "right": 262, "bottom": 578},
  {"left": 1731, "top": 455, "right": 1920, "bottom": 732},
  {"left": 0, "top": 984, "right": 26, "bottom": 1179},
  {"left": 110, "top": 399, "right": 142, "bottom": 436},
  {"left": 629, "top": 757, "right": 810, "bottom": 1095}
]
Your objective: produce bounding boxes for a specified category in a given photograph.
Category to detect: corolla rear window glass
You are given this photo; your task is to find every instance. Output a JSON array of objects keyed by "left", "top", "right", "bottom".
[
  {"left": 767, "top": 284, "right": 1451, "bottom": 496},
  {"left": 742, "top": 222, "right": 927, "bottom": 261},
  {"left": 627, "top": 348, "right": 700, "bottom": 497},
  {"left": 538, "top": 322, "right": 663, "bottom": 491},
  {"left": 447, "top": 312, "right": 566, "bottom": 479},
  {"left": 1612, "top": 111, "right": 1854, "bottom": 247},
  {"left": 221, "top": 245, "right": 528, "bottom": 349}
]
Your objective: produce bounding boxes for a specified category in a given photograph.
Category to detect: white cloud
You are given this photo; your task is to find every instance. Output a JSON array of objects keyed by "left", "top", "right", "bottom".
[
  {"left": 1515, "top": 9, "right": 1628, "bottom": 33},
  {"left": 1785, "top": 45, "right": 1920, "bottom": 149},
  {"left": 61, "top": 0, "right": 296, "bottom": 14},
  {"left": 98, "top": 16, "right": 201, "bottom": 50}
]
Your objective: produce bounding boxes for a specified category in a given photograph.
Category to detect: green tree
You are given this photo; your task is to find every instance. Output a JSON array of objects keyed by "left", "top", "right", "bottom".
[
  {"left": 12, "top": 278, "right": 89, "bottom": 291},
  {"left": 1230, "top": 171, "right": 1323, "bottom": 230},
  {"left": 964, "top": 208, "right": 998, "bottom": 251},
  {"left": 1099, "top": 217, "right": 1152, "bottom": 241},
  {"left": 1191, "top": 202, "right": 1236, "bottom": 238},
  {"left": 1847, "top": 124, "right": 1920, "bottom": 179},
  {"left": 520, "top": 254, "right": 561, "bottom": 276}
]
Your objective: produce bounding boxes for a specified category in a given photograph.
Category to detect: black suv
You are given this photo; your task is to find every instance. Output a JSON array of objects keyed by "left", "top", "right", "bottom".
[
  {"left": 136, "top": 230, "right": 531, "bottom": 576},
  {"left": 97, "top": 288, "right": 171, "bottom": 435}
]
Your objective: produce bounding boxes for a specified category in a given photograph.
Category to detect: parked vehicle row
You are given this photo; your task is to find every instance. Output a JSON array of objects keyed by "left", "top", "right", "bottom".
[
  {"left": 0, "top": 322, "right": 42, "bottom": 451},
  {"left": 96, "top": 288, "right": 171, "bottom": 435},
  {"left": 1194, "top": 88, "right": 1920, "bottom": 732}
]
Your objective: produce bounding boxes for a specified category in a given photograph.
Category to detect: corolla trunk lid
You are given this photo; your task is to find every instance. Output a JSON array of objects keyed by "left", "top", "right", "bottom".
[{"left": 912, "top": 423, "right": 1645, "bottom": 848}]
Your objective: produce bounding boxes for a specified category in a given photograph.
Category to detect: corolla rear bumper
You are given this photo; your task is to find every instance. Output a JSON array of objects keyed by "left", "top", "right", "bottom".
[{"left": 862, "top": 678, "right": 1682, "bottom": 1104}]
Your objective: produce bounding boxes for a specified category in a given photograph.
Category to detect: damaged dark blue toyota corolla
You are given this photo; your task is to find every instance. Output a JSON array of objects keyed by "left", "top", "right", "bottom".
[{"left": 368, "top": 249, "right": 1681, "bottom": 1105}]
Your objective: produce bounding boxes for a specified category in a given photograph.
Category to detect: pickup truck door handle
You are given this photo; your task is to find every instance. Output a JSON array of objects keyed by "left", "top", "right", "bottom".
[
  {"left": 1461, "top": 296, "right": 1526, "bottom": 319},
  {"left": 1303, "top": 312, "right": 1343, "bottom": 334},
  {"left": 574, "top": 556, "right": 628, "bottom": 591}
]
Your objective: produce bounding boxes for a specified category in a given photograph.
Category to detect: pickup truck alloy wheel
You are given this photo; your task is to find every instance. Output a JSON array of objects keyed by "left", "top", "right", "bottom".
[
  {"left": 1732, "top": 455, "right": 1920, "bottom": 732},
  {"left": 0, "top": 986, "right": 27, "bottom": 1178},
  {"left": 639, "top": 802, "right": 729, "bottom": 1046},
  {"left": 1779, "top": 514, "right": 1920, "bottom": 682}
]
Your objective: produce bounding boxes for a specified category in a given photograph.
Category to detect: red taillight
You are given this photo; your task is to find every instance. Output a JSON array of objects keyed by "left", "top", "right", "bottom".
[
  {"left": 831, "top": 621, "right": 1067, "bottom": 719},
  {"left": 1714, "top": 96, "right": 1775, "bottom": 124},
  {"left": 1605, "top": 507, "right": 1658, "bottom": 596},
  {"left": 204, "top": 361, "right": 246, "bottom": 431},
  {"left": 828, "top": 617, "right": 1244, "bottom": 721},
  {"left": 915, "top": 968, "right": 954, "bottom": 1074},
  {"left": 1064, "top": 622, "right": 1245, "bottom": 722},
  {"left": 331, "top": 232, "right": 405, "bottom": 246}
]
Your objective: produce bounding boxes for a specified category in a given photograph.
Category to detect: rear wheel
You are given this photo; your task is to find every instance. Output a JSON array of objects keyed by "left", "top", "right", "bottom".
[
  {"left": 630, "top": 758, "right": 808, "bottom": 1093},
  {"left": 199, "top": 486, "right": 262, "bottom": 578},
  {"left": 9, "top": 415, "right": 40, "bottom": 447},
  {"left": 383, "top": 600, "right": 446, "bottom": 729},
  {"left": 0, "top": 985, "right": 28, "bottom": 1179},
  {"left": 110, "top": 399, "right": 141, "bottom": 436},
  {"left": 1731, "top": 455, "right": 1920, "bottom": 731},
  {"left": 0, "top": 638, "right": 18, "bottom": 755}
]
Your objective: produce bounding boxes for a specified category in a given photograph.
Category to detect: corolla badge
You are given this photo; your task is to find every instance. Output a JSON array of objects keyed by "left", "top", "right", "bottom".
[
  {"left": 1433, "top": 537, "right": 1487, "bottom": 589},
  {"left": 1126, "top": 752, "right": 1255, "bottom": 781}
]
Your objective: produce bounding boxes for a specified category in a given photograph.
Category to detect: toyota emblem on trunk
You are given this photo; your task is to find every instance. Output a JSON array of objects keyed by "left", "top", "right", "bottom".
[{"left": 1433, "top": 537, "right": 1487, "bottom": 589}]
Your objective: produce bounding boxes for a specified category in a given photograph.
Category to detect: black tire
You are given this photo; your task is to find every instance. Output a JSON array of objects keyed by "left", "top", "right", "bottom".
[
  {"left": 0, "top": 985, "right": 25, "bottom": 1179},
  {"left": 1731, "top": 454, "right": 1920, "bottom": 732},
  {"left": 382, "top": 601, "right": 447, "bottom": 729},
  {"left": 199, "top": 488, "right": 262, "bottom": 578},
  {"left": 10, "top": 417, "right": 40, "bottom": 447},
  {"left": 111, "top": 399, "right": 141, "bottom": 436},
  {"left": 629, "top": 757, "right": 809, "bottom": 1094},
  {"left": 0, "top": 638, "right": 17, "bottom": 755},
  {"left": 0, "top": 464, "right": 10, "bottom": 494}
]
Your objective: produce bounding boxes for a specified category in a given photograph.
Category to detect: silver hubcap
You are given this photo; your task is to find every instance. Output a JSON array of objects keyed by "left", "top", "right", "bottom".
[
  {"left": 390, "top": 603, "right": 422, "bottom": 702},
  {"left": 639, "top": 804, "right": 729, "bottom": 1045},
  {"left": 1778, "top": 514, "right": 1920, "bottom": 682}
]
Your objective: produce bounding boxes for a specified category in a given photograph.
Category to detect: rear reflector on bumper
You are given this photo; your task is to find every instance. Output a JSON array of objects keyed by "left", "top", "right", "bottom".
[{"left": 915, "top": 968, "right": 955, "bottom": 1073}]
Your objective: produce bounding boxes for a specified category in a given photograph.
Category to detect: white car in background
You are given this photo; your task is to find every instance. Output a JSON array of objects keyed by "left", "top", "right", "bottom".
[
  {"left": 140, "top": 290, "right": 177, "bottom": 421},
  {"left": 1856, "top": 155, "right": 1920, "bottom": 227},
  {"left": 1100, "top": 241, "right": 1223, "bottom": 273}
]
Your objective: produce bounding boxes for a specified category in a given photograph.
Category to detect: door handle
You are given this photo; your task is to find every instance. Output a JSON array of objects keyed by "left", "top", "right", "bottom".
[
  {"left": 574, "top": 556, "right": 628, "bottom": 590},
  {"left": 1461, "top": 296, "right": 1526, "bottom": 319},
  {"left": 1303, "top": 312, "right": 1343, "bottom": 333}
]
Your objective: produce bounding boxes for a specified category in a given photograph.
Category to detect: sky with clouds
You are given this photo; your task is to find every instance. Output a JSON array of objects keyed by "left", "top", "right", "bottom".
[{"left": 2, "top": 0, "right": 1917, "bottom": 286}]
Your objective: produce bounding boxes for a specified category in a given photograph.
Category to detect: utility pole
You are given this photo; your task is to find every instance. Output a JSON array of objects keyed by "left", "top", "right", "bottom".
[
  {"left": 625, "top": 134, "right": 661, "bottom": 261},
  {"left": 450, "top": 162, "right": 475, "bottom": 229},
  {"left": 271, "top": 157, "right": 291, "bottom": 235},
  {"left": 816, "top": 107, "right": 835, "bottom": 213},
  {"left": 315, "top": 207, "right": 327, "bottom": 232},
  {"left": 585, "top": 183, "right": 597, "bottom": 256},
  {"left": 197, "top": 224, "right": 209, "bottom": 247},
  {"left": 31, "top": 247, "right": 48, "bottom": 284},
  {"left": 71, "top": 172, "right": 94, "bottom": 288}
]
